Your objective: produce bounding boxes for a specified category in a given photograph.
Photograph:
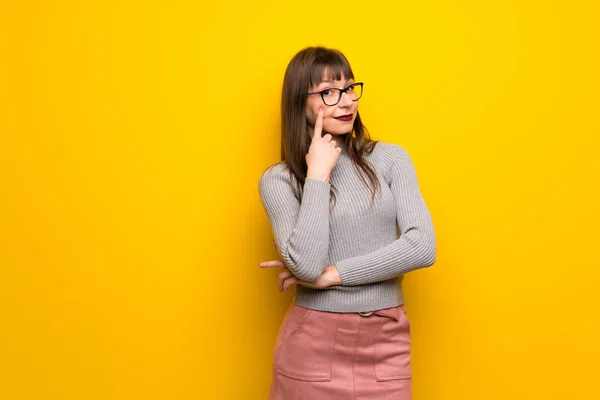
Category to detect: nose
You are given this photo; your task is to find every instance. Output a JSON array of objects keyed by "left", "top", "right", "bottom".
[{"left": 338, "top": 91, "right": 353, "bottom": 107}]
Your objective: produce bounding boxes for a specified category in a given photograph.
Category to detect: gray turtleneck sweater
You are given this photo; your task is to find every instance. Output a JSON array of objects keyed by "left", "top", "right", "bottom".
[{"left": 258, "top": 141, "right": 436, "bottom": 313}]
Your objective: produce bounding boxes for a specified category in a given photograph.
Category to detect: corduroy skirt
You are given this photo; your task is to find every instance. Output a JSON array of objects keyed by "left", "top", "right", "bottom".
[{"left": 268, "top": 302, "right": 412, "bottom": 400}]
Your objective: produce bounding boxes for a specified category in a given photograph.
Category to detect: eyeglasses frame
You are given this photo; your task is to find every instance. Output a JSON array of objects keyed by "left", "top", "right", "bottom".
[{"left": 307, "top": 82, "right": 364, "bottom": 106}]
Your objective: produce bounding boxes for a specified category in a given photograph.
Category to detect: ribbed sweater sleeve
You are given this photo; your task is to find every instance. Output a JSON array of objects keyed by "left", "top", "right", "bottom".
[
  {"left": 258, "top": 164, "right": 331, "bottom": 282},
  {"left": 334, "top": 145, "right": 437, "bottom": 286}
]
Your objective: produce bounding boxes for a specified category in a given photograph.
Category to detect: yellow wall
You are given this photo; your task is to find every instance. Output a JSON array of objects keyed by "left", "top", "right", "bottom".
[{"left": 1, "top": 1, "right": 598, "bottom": 399}]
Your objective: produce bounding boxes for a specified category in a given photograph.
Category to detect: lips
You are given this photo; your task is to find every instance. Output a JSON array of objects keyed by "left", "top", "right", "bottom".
[{"left": 334, "top": 114, "right": 354, "bottom": 121}]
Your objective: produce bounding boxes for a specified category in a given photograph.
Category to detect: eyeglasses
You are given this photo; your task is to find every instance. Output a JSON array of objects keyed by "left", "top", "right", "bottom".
[{"left": 307, "top": 82, "right": 363, "bottom": 106}]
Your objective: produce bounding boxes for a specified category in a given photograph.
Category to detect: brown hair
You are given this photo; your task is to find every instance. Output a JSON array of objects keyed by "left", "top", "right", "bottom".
[{"left": 280, "top": 46, "right": 381, "bottom": 209}]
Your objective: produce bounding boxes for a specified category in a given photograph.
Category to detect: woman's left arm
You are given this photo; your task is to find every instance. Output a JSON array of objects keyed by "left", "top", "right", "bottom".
[{"left": 333, "top": 145, "right": 436, "bottom": 286}]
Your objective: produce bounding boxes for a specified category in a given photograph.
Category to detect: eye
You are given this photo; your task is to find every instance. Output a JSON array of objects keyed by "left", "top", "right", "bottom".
[
  {"left": 346, "top": 84, "right": 355, "bottom": 91},
  {"left": 322, "top": 89, "right": 331, "bottom": 95}
]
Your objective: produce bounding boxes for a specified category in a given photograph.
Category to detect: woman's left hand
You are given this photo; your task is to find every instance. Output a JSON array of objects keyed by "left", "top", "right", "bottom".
[
  {"left": 259, "top": 239, "right": 342, "bottom": 292},
  {"left": 259, "top": 260, "right": 342, "bottom": 292}
]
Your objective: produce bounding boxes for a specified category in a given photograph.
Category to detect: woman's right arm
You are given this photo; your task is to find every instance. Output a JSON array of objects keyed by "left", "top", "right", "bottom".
[
  {"left": 258, "top": 167, "right": 331, "bottom": 282},
  {"left": 258, "top": 107, "right": 341, "bottom": 282}
]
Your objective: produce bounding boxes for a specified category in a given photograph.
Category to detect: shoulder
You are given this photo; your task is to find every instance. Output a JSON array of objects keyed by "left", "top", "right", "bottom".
[
  {"left": 369, "top": 141, "right": 413, "bottom": 168},
  {"left": 369, "top": 141, "right": 417, "bottom": 183},
  {"left": 258, "top": 162, "right": 293, "bottom": 193},
  {"left": 371, "top": 140, "right": 409, "bottom": 157},
  {"left": 259, "top": 162, "right": 290, "bottom": 182},
  {"left": 260, "top": 161, "right": 288, "bottom": 178}
]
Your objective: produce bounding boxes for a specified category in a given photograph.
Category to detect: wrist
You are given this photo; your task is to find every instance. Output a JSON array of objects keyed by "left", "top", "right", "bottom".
[{"left": 306, "top": 170, "right": 330, "bottom": 183}]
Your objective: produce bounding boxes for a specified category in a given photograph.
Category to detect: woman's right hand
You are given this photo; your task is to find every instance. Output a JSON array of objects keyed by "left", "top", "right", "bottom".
[{"left": 305, "top": 107, "right": 342, "bottom": 183}]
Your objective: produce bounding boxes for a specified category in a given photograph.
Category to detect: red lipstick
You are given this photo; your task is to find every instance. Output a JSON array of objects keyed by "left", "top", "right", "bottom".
[{"left": 334, "top": 114, "right": 353, "bottom": 121}]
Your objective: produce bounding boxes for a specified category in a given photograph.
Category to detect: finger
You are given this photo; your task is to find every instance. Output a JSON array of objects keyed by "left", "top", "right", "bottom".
[
  {"left": 312, "top": 107, "right": 324, "bottom": 141},
  {"left": 278, "top": 270, "right": 293, "bottom": 280},
  {"left": 328, "top": 139, "right": 342, "bottom": 152},
  {"left": 259, "top": 260, "right": 286, "bottom": 268},
  {"left": 278, "top": 270, "right": 294, "bottom": 291},
  {"left": 282, "top": 276, "right": 299, "bottom": 292}
]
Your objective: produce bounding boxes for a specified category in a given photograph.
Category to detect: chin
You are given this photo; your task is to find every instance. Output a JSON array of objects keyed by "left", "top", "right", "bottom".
[
  {"left": 330, "top": 131, "right": 351, "bottom": 136},
  {"left": 323, "top": 129, "right": 351, "bottom": 136},
  {"left": 326, "top": 125, "right": 354, "bottom": 135}
]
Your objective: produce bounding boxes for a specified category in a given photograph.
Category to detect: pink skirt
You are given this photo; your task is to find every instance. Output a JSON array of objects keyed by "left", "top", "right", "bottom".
[{"left": 269, "top": 303, "right": 412, "bottom": 400}]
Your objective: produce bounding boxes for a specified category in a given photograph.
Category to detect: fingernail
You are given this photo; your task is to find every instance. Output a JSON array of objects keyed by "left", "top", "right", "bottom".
[
  {"left": 319, "top": 106, "right": 323, "bottom": 112},
  {"left": 258, "top": 262, "right": 263, "bottom": 266}
]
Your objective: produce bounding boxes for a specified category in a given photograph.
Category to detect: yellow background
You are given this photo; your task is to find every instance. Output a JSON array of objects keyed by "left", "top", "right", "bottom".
[{"left": 1, "top": 1, "right": 598, "bottom": 399}]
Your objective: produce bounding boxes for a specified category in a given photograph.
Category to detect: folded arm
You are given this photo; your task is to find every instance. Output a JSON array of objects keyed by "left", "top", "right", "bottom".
[
  {"left": 258, "top": 164, "right": 331, "bottom": 282},
  {"left": 334, "top": 145, "right": 436, "bottom": 286}
]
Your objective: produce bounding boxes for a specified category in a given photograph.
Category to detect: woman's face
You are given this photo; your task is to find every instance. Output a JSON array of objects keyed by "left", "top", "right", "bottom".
[{"left": 305, "top": 72, "right": 358, "bottom": 138}]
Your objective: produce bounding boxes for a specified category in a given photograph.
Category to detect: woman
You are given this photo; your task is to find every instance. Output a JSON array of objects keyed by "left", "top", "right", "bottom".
[{"left": 258, "top": 46, "right": 436, "bottom": 400}]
